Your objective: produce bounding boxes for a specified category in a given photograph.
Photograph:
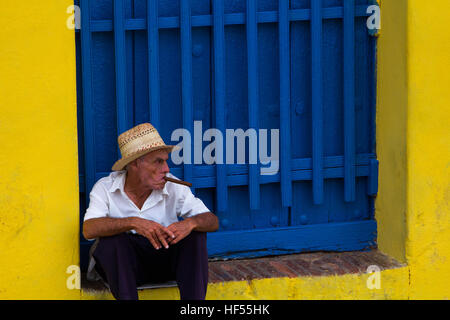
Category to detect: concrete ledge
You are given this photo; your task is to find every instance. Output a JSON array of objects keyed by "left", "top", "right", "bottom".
[{"left": 81, "top": 250, "right": 409, "bottom": 300}]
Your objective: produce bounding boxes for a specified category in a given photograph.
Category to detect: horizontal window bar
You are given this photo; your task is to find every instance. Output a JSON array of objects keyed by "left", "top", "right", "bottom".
[
  {"left": 82, "top": 165, "right": 370, "bottom": 193},
  {"left": 82, "top": 6, "right": 370, "bottom": 32},
  {"left": 208, "top": 220, "right": 377, "bottom": 257},
  {"left": 82, "top": 153, "right": 376, "bottom": 192},
  {"left": 190, "top": 165, "right": 370, "bottom": 188}
]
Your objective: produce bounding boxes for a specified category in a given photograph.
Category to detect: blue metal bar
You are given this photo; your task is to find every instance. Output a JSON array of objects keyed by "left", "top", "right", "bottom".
[
  {"left": 246, "top": 0, "right": 260, "bottom": 210},
  {"left": 367, "top": 159, "right": 379, "bottom": 196},
  {"left": 114, "top": 0, "right": 129, "bottom": 134},
  {"left": 344, "top": 0, "right": 356, "bottom": 202},
  {"left": 311, "top": 0, "right": 324, "bottom": 205},
  {"left": 180, "top": 0, "right": 194, "bottom": 187},
  {"left": 213, "top": 0, "right": 228, "bottom": 212},
  {"left": 369, "top": 30, "right": 377, "bottom": 155},
  {"left": 96, "top": 153, "right": 376, "bottom": 188},
  {"left": 100, "top": 161, "right": 373, "bottom": 188},
  {"left": 86, "top": 6, "right": 371, "bottom": 32},
  {"left": 147, "top": 0, "right": 160, "bottom": 128},
  {"left": 279, "top": 0, "right": 292, "bottom": 208},
  {"left": 80, "top": 0, "right": 96, "bottom": 200},
  {"left": 207, "top": 220, "right": 377, "bottom": 257}
]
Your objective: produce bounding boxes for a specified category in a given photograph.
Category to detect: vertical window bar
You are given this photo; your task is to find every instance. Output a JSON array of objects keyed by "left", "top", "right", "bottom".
[
  {"left": 367, "top": 159, "right": 379, "bottom": 196},
  {"left": 344, "top": 0, "right": 356, "bottom": 202},
  {"left": 246, "top": 0, "right": 260, "bottom": 210},
  {"left": 81, "top": 0, "right": 96, "bottom": 202},
  {"left": 114, "top": 0, "right": 129, "bottom": 134},
  {"left": 279, "top": 0, "right": 292, "bottom": 208},
  {"left": 311, "top": 0, "right": 324, "bottom": 205},
  {"left": 147, "top": 0, "right": 161, "bottom": 129},
  {"left": 180, "top": 0, "right": 194, "bottom": 187},
  {"left": 213, "top": 0, "right": 228, "bottom": 212}
]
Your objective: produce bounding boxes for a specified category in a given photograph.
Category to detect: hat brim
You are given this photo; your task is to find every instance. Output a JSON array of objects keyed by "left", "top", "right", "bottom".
[{"left": 111, "top": 145, "right": 177, "bottom": 171}]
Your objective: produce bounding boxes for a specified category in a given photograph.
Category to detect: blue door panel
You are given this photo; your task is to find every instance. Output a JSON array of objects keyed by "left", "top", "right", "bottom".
[
  {"left": 290, "top": 19, "right": 311, "bottom": 159},
  {"left": 76, "top": 0, "right": 378, "bottom": 270},
  {"left": 92, "top": 32, "right": 117, "bottom": 172},
  {"left": 222, "top": 184, "right": 289, "bottom": 231},
  {"left": 355, "top": 15, "right": 376, "bottom": 154},
  {"left": 322, "top": 18, "right": 344, "bottom": 157}
]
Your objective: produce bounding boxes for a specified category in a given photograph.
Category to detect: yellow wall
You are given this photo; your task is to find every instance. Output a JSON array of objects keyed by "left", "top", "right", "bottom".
[
  {"left": 376, "top": 0, "right": 450, "bottom": 299},
  {"left": 375, "top": 0, "right": 408, "bottom": 264},
  {"left": 206, "top": 268, "right": 410, "bottom": 300},
  {"left": 0, "top": 1, "right": 80, "bottom": 299},
  {"left": 80, "top": 267, "right": 410, "bottom": 300},
  {"left": 405, "top": 0, "right": 450, "bottom": 299}
]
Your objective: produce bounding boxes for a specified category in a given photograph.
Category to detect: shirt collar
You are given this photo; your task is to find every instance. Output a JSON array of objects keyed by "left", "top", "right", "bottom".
[
  {"left": 108, "top": 171, "right": 170, "bottom": 197},
  {"left": 109, "top": 171, "right": 126, "bottom": 193},
  {"left": 161, "top": 182, "right": 170, "bottom": 196}
]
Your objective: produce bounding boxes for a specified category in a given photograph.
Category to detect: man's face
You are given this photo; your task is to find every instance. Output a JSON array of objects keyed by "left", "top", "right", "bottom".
[{"left": 134, "top": 149, "right": 170, "bottom": 190}]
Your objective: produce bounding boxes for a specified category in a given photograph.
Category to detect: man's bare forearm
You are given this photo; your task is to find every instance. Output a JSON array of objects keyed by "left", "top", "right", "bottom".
[
  {"left": 83, "top": 213, "right": 218, "bottom": 241},
  {"left": 186, "top": 212, "right": 219, "bottom": 233},
  {"left": 82, "top": 217, "right": 137, "bottom": 240}
]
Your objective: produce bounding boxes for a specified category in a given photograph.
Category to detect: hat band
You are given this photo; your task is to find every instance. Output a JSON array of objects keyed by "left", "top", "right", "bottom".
[{"left": 120, "top": 134, "right": 166, "bottom": 158}]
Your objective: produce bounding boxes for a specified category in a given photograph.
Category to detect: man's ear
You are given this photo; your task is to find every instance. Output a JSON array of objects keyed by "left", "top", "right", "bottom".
[{"left": 128, "top": 159, "right": 139, "bottom": 169}]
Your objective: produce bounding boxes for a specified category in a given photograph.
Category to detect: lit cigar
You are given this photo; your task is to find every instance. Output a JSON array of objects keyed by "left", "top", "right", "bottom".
[{"left": 163, "top": 176, "right": 192, "bottom": 187}]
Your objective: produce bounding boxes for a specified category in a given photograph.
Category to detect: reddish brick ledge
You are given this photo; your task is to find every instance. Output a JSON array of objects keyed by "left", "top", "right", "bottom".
[
  {"left": 82, "top": 250, "right": 405, "bottom": 291},
  {"left": 207, "top": 250, "right": 405, "bottom": 283}
]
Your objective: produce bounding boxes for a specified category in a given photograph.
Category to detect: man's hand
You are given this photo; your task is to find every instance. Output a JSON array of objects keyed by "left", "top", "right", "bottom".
[
  {"left": 133, "top": 217, "right": 175, "bottom": 250},
  {"left": 167, "top": 220, "right": 195, "bottom": 245},
  {"left": 167, "top": 212, "right": 219, "bottom": 245}
]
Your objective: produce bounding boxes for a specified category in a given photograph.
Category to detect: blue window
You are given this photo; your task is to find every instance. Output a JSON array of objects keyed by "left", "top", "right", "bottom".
[{"left": 76, "top": 0, "right": 378, "bottom": 271}]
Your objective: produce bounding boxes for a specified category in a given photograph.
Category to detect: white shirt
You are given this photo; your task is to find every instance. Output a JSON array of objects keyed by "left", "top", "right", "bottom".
[
  {"left": 84, "top": 171, "right": 211, "bottom": 281},
  {"left": 83, "top": 171, "right": 210, "bottom": 240}
]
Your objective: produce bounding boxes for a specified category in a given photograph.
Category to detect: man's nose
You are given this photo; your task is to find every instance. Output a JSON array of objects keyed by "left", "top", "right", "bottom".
[{"left": 162, "top": 161, "right": 170, "bottom": 173}]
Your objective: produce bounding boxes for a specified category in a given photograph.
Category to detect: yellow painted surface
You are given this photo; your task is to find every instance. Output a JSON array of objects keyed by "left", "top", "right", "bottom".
[
  {"left": 207, "top": 268, "right": 410, "bottom": 300},
  {"left": 375, "top": 0, "right": 408, "bottom": 264},
  {"left": 82, "top": 287, "right": 181, "bottom": 300},
  {"left": 376, "top": 0, "right": 450, "bottom": 299},
  {"left": 81, "top": 267, "right": 410, "bottom": 300},
  {"left": 405, "top": 0, "right": 450, "bottom": 300},
  {"left": 0, "top": 1, "right": 80, "bottom": 299}
]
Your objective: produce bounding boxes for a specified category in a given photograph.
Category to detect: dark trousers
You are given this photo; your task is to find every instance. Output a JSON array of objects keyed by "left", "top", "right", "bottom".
[{"left": 92, "top": 231, "right": 208, "bottom": 300}]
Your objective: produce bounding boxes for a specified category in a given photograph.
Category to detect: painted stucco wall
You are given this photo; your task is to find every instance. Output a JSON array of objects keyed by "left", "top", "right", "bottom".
[
  {"left": 405, "top": 0, "right": 450, "bottom": 299},
  {"left": 376, "top": 0, "right": 450, "bottom": 299},
  {"left": 80, "top": 267, "right": 410, "bottom": 300},
  {"left": 0, "top": 0, "right": 448, "bottom": 300},
  {"left": 375, "top": 0, "right": 408, "bottom": 264},
  {"left": 0, "top": 0, "right": 80, "bottom": 299}
]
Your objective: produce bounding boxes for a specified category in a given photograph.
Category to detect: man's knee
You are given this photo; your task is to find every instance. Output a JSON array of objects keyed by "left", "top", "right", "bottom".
[
  {"left": 94, "top": 233, "right": 131, "bottom": 257},
  {"left": 177, "top": 231, "right": 208, "bottom": 256},
  {"left": 184, "top": 231, "right": 206, "bottom": 245},
  {"left": 189, "top": 231, "right": 206, "bottom": 239}
]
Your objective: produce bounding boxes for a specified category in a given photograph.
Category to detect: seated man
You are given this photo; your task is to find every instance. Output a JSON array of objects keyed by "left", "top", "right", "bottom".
[{"left": 82, "top": 123, "right": 219, "bottom": 300}]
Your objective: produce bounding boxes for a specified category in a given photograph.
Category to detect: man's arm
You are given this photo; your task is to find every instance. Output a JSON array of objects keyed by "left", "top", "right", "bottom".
[
  {"left": 82, "top": 217, "right": 135, "bottom": 240},
  {"left": 187, "top": 211, "right": 219, "bottom": 232},
  {"left": 83, "top": 217, "right": 175, "bottom": 250},
  {"left": 167, "top": 212, "right": 219, "bottom": 245}
]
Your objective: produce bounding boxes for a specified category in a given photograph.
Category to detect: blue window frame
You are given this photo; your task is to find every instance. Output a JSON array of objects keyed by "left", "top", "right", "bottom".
[{"left": 75, "top": 0, "right": 378, "bottom": 271}]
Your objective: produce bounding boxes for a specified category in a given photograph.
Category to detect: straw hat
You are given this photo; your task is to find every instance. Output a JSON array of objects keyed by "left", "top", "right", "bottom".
[{"left": 112, "top": 123, "right": 175, "bottom": 171}]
